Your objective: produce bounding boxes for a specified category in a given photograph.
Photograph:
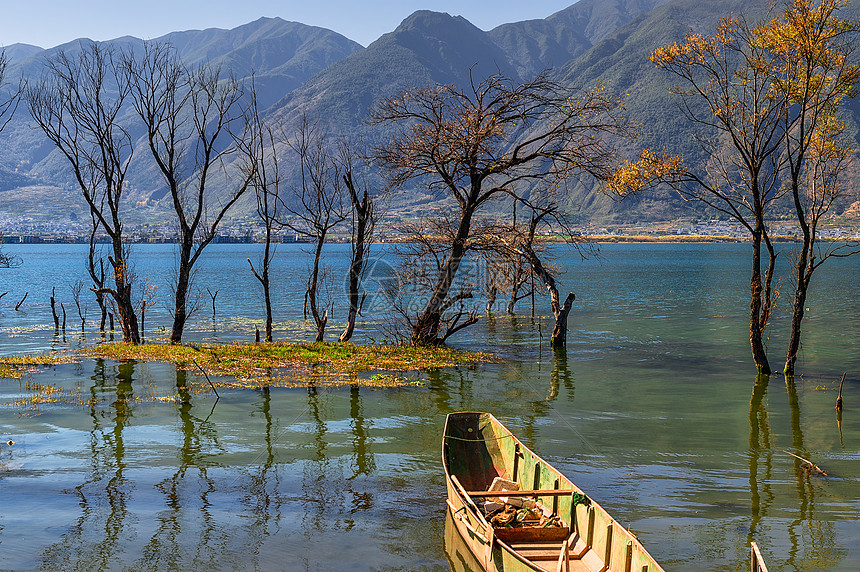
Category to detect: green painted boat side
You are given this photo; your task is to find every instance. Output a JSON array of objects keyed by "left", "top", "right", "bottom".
[{"left": 442, "top": 411, "right": 667, "bottom": 572}]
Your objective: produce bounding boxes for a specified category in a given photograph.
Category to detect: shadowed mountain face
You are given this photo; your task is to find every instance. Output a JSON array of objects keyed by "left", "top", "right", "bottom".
[
  {"left": 0, "top": 17, "right": 363, "bottom": 222},
  {"left": 259, "top": 0, "right": 773, "bottom": 224},
  {"left": 268, "top": 10, "right": 522, "bottom": 138},
  {"left": 488, "top": 0, "right": 672, "bottom": 78},
  {"left": 546, "top": 0, "right": 773, "bottom": 222},
  {"left": 4, "top": 17, "right": 362, "bottom": 113},
  {"left": 158, "top": 17, "right": 364, "bottom": 108},
  {"left": 2, "top": 0, "right": 859, "bottom": 227}
]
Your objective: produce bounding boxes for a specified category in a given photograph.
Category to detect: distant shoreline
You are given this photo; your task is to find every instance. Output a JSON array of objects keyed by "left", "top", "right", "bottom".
[
  {"left": 587, "top": 234, "right": 857, "bottom": 243},
  {"left": 2, "top": 233, "right": 858, "bottom": 246},
  {"left": 589, "top": 234, "right": 745, "bottom": 243}
]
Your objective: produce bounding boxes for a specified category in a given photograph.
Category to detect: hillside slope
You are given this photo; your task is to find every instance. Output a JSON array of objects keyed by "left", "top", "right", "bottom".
[
  {"left": 2, "top": 0, "right": 860, "bottom": 230},
  {"left": 0, "top": 18, "right": 362, "bottom": 224}
]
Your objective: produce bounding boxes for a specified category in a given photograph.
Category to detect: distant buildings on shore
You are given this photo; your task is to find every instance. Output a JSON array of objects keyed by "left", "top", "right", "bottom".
[
  {"left": 1, "top": 218, "right": 857, "bottom": 244},
  {"left": 0, "top": 233, "right": 319, "bottom": 244},
  {"left": 591, "top": 218, "right": 859, "bottom": 241}
]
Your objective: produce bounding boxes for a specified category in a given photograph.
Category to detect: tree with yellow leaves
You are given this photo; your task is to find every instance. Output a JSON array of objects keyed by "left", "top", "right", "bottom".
[
  {"left": 636, "top": 0, "right": 860, "bottom": 377},
  {"left": 647, "top": 14, "right": 787, "bottom": 374},
  {"left": 759, "top": 0, "right": 860, "bottom": 377}
]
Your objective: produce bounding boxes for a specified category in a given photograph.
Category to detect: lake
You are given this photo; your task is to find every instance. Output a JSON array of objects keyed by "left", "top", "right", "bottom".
[{"left": 0, "top": 242, "right": 858, "bottom": 571}]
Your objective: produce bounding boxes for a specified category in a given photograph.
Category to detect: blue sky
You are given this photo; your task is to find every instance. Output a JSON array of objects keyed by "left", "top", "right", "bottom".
[{"left": 1, "top": 0, "right": 577, "bottom": 49}]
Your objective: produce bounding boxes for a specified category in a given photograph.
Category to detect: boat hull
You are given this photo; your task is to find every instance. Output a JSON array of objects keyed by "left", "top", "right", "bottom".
[{"left": 442, "top": 411, "right": 666, "bottom": 572}]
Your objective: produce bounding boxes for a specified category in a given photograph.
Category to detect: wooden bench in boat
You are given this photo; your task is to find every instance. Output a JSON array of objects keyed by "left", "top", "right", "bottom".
[{"left": 506, "top": 533, "right": 602, "bottom": 572}]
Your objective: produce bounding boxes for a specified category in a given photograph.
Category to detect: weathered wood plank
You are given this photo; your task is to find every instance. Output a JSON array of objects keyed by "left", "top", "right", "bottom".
[{"left": 466, "top": 489, "right": 573, "bottom": 497}]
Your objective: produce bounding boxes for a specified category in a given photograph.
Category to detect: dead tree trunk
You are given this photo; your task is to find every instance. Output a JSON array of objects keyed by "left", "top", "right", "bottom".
[
  {"left": 505, "top": 260, "right": 532, "bottom": 314},
  {"left": 72, "top": 281, "right": 87, "bottom": 334},
  {"left": 308, "top": 236, "right": 328, "bottom": 342},
  {"left": 241, "top": 78, "right": 279, "bottom": 344},
  {"left": 485, "top": 285, "right": 497, "bottom": 314},
  {"left": 249, "top": 254, "right": 274, "bottom": 343},
  {"left": 523, "top": 245, "right": 574, "bottom": 348},
  {"left": 411, "top": 208, "right": 475, "bottom": 345},
  {"left": 27, "top": 43, "right": 140, "bottom": 344},
  {"left": 50, "top": 287, "right": 59, "bottom": 331},
  {"left": 340, "top": 170, "right": 374, "bottom": 343}
]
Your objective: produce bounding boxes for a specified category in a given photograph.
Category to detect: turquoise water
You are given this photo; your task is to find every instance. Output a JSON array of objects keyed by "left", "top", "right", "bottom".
[{"left": 0, "top": 242, "right": 859, "bottom": 570}]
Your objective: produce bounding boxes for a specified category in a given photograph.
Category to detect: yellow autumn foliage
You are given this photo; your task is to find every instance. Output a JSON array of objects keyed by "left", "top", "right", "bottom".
[{"left": 606, "top": 149, "right": 682, "bottom": 196}]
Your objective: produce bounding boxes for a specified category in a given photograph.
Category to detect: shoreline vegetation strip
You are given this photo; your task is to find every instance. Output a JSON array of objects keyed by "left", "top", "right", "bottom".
[{"left": 1, "top": 341, "right": 495, "bottom": 389}]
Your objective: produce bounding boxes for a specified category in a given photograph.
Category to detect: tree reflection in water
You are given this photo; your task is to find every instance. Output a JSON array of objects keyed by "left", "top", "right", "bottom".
[
  {"left": 302, "top": 383, "right": 331, "bottom": 538},
  {"left": 140, "top": 366, "right": 227, "bottom": 569},
  {"left": 11, "top": 342, "right": 853, "bottom": 570},
  {"left": 239, "top": 384, "right": 283, "bottom": 567},
  {"left": 346, "top": 383, "right": 376, "bottom": 513},
  {"left": 784, "top": 377, "right": 840, "bottom": 570},
  {"left": 302, "top": 376, "right": 377, "bottom": 537},
  {"left": 519, "top": 345, "right": 574, "bottom": 448},
  {"left": 748, "top": 374, "right": 842, "bottom": 570},
  {"left": 39, "top": 359, "right": 135, "bottom": 570},
  {"left": 748, "top": 374, "right": 775, "bottom": 550}
]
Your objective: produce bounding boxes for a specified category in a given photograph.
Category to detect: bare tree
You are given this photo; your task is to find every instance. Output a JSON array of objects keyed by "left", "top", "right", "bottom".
[
  {"left": 479, "top": 195, "right": 583, "bottom": 346},
  {"left": 28, "top": 43, "right": 141, "bottom": 343},
  {"left": 0, "top": 48, "right": 21, "bottom": 135},
  {"left": 498, "top": 200, "right": 546, "bottom": 316},
  {"left": 0, "top": 48, "right": 22, "bottom": 273},
  {"left": 371, "top": 71, "right": 632, "bottom": 345},
  {"left": 338, "top": 142, "right": 376, "bottom": 343},
  {"left": 517, "top": 209, "right": 576, "bottom": 347},
  {"left": 124, "top": 41, "right": 253, "bottom": 344},
  {"left": 0, "top": 50, "right": 20, "bottom": 273},
  {"left": 240, "top": 78, "right": 281, "bottom": 342},
  {"left": 503, "top": 259, "right": 532, "bottom": 315},
  {"left": 239, "top": 104, "right": 377, "bottom": 343},
  {"left": 0, "top": 248, "right": 20, "bottom": 268},
  {"left": 86, "top": 211, "right": 109, "bottom": 331},
  {"left": 279, "top": 117, "right": 346, "bottom": 342},
  {"left": 385, "top": 215, "right": 506, "bottom": 345},
  {"left": 71, "top": 280, "right": 88, "bottom": 334}
]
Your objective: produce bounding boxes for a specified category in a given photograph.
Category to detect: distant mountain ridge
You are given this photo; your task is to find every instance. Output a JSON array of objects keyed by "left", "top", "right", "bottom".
[
  {"left": 0, "top": 17, "right": 363, "bottom": 222},
  {"left": 489, "top": 0, "right": 671, "bottom": 77},
  {"left": 1, "top": 0, "right": 859, "bottom": 229}
]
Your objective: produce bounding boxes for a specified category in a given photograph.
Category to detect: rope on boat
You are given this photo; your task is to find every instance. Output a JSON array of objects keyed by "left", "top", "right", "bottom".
[{"left": 572, "top": 492, "right": 591, "bottom": 507}]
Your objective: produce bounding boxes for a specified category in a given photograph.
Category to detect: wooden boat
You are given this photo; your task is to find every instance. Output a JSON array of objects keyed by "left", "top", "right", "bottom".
[
  {"left": 443, "top": 412, "right": 666, "bottom": 572},
  {"left": 750, "top": 542, "right": 769, "bottom": 572}
]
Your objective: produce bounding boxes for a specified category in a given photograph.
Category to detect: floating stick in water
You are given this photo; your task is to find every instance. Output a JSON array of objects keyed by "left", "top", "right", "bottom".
[{"left": 781, "top": 449, "right": 828, "bottom": 476}]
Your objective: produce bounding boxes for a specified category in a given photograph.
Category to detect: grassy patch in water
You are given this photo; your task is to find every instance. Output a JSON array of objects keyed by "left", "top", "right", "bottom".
[
  {"left": 76, "top": 341, "right": 494, "bottom": 388},
  {"left": 0, "top": 354, "right": 77, "bottom": 380}
]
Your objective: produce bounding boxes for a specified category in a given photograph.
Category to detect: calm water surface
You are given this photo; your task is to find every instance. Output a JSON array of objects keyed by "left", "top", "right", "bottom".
[{"left": 0, "top": 243, "right": 859, "bottom": 571}]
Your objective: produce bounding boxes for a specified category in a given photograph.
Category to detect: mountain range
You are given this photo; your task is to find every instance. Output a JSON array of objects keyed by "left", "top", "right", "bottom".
[{"left": 0, "top": 0, "right": 857, "bottom": 231}]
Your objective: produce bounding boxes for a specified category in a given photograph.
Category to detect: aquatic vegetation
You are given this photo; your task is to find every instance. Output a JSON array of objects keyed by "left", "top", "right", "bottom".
[
  {"left": 0, "top": 354, "right": 77, "bottom": 380},
  {"left": 77, "top": 341, "right": 493, "bottom": 388},
  {"left": 0, "top": 341, "right": 491, "bottom": 396},
  {"left": 9, "top": 380, "right": 78, "bottom": 408}
]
